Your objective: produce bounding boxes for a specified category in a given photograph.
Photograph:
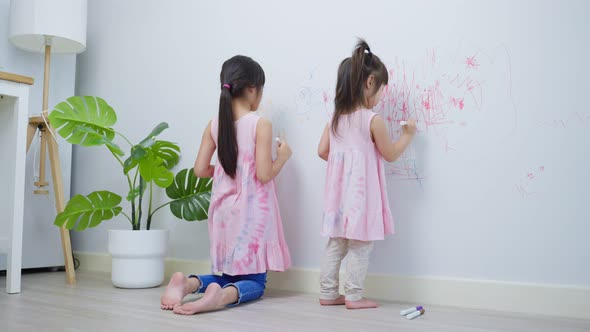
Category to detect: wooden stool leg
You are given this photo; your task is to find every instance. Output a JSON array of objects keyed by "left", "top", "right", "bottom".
[
  {"left": 46, "top": 131, "right": 76, "bottom": 285},
  {"left": 26, "top": 124, "right": 37, "bottom": 152}
]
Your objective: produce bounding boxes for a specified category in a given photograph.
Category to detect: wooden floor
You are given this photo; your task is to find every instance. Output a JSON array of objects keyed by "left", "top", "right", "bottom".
[{"left": 1, "top": 271, "right": 588, "bottom": 332}]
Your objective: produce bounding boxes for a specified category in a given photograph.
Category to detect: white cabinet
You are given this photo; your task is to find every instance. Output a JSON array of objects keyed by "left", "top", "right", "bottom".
[{"left": 0, "top": 72, "right": 32, "bottom": 293}]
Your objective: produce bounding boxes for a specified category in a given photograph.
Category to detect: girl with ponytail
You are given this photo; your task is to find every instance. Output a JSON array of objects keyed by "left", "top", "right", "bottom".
[
  {"left": 161, "top": 55, "right": 292, "bottom": 315},
  {"left": 318, "top": 40, "right": 417, "bottom": 309}
]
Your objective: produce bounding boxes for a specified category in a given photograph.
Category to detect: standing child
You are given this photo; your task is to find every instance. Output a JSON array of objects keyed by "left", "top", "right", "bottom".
[
  {"left": 317, "top": 40, "right": 417, "bottom": 309},
  {"left": 161, "top": 55, "right": 292, "bottom": 315}
]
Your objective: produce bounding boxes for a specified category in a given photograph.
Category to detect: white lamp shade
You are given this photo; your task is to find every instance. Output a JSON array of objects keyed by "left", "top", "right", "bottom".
[{"left": 9, "top": 0, "right": 87, "bottom": 54}]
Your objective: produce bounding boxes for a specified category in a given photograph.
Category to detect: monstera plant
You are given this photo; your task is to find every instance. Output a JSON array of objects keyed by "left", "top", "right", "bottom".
[
  {"left": 48, "top": 96, "right": 212, "bottom": 231},
  {"left": 48, "top": 96, "right": 212, "bottom": 288}
]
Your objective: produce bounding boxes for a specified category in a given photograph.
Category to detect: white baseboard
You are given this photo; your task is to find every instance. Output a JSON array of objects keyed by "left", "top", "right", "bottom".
[{"left": 74, "top": 251, "right": 590, "bottom": 319}]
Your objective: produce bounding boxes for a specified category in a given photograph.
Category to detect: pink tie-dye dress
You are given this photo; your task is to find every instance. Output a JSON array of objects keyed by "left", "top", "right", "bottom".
[
  {"left": 208, "top": 113, "right": 291, "bottom": 275},
  {"left": 322, "top": 109, "right": 394, "bottom": 241}
]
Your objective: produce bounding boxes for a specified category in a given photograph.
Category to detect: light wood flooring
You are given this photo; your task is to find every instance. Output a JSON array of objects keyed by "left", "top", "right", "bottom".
[{"left": 1, "top": 271, "right": 588, "bottom": 332}]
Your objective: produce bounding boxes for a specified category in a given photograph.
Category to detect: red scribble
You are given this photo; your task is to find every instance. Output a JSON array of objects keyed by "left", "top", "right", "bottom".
[
  {"left": 450, "top": 97, "right": 465, "bottom": 110},
  {"left": 515, "top": 166, "right": 544, "bottom": 198},
  {"left": 466, "top": 55, "right": 479, "bottom": 69},
  {"left": 449, "top": 74, "right": 484, "bottom": 111},
  {"left": 366, "top": 45, "right": 515, "bottom": 183},
  {"left": 373, "top": 48, "right": 490, "bottom": 182},
  {"left": 422, "top": 96, "right": 431, "bottom": 110}
]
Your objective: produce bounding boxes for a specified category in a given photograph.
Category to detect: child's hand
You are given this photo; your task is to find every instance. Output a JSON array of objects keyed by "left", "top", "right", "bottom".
[
  {"left": 276, "top": 139, "right": 292, "bottom": 162},
  {"left": 403, "top": 119, "right": 417, "bottom": 137}
]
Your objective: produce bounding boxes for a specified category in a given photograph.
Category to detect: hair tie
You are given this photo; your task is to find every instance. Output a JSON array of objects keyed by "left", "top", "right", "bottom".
[
  {"left": 364, "top": 47, "right": 371, "bottom": 55},
  {"left": 222, "top": 84, "right": 231, "bottom": 89}
]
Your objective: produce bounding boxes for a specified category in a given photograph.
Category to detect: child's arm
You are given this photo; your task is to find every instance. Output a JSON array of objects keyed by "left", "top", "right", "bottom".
[
  {"left": 317, "top": 124, "right": 330, "bottom": 161},
  {"left": 256, "top": 118, "right": 292, "bottom": 184},
  {"left": 371, "top": 116, "right": 416, "bottom": 162},
  {"left": 194, "top": 121, "right": 216, "bottom": 178}
]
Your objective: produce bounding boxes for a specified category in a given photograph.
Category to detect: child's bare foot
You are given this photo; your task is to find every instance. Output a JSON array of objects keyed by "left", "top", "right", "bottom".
[
  {"left": 160, "top": 272, "right": 198, "bottom": 310},
  {"left": 319, "top": 295, "right": 345, "bottom": 306},
  {"left": 173, "top": 283, "right": 231, "bottom": 315},
  {"left": 345, "top": 298, "right": 379, "bottom": 309}
]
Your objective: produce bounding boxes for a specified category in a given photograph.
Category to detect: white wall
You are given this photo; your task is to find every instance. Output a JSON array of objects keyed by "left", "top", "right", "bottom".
[
  {"left": 73, "top": 0, "right": 589, "bottom": 287},
  {"left": 0, "top": 0, "right": 75, "bottom": 269}
]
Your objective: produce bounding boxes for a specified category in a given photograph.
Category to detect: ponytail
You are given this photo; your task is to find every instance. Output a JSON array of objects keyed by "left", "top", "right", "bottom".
[
  {"left": 218, "top": 85, "right": 238, "bottom": 178},
  {"left": 332, "top": 39, "right": 388, "bottom": 135},
  {"left": 350, "top": 39, "right": 372, "bottom": 104},
  {"left": 217, "top": 55, "right": 266, "bottom": 178}
]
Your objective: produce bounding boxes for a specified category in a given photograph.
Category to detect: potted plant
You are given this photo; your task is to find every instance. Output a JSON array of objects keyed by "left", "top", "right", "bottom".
[{"left": 48, "top": 96, "right": 212, "bottom": 288}]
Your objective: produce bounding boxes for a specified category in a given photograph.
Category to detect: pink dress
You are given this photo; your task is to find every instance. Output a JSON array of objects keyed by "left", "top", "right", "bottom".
[
  {"left": 208, "top": 113, "right": 291, "bottom": 275},
  {"left": 322, "top": 109, "right": 394, "bottom": 241}
]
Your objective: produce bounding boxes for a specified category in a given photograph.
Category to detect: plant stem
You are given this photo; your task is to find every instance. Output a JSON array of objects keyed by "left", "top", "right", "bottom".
[
  {"left": 137, "top": 177, "right": 144, "bottom": 230},
  {"left": 120, "top": 212, "right": 132, "bottom": 223},
  {"left": 150, "top": 201, "right": 172, "bottom": 218},
  {"left": 131, "top": 199, "right": 137, "bottom": 230},
  {"left": 111, "top": 151, "right": 134, "bottom": 190},
  {"left": 115, "top": 131, "right": 134, "bottom": 148},
  {"left": 109, "top": 145, "right": 135, "bottom": 228},
  {"left": 132, "top": 168, "right": 139, "bottom": 190},
  {"left": 147, "top": 181, "right": 154, "bottom": 230},
  {"left": 132, "top": 168, "right": 140, "bottom": 227}
]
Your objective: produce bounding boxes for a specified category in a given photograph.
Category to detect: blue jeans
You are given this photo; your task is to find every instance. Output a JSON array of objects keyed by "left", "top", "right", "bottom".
[{"left": 188, "top": 272, "right": 267, "bottom": 306}]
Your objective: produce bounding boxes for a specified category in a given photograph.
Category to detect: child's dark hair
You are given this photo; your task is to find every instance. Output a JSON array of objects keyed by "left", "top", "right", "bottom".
[
  {"left": 332, "top": 39, "right": 388, "bottom": 134},
  {"left": 218, "top": 55, "right": 265, "bottom": 178}
]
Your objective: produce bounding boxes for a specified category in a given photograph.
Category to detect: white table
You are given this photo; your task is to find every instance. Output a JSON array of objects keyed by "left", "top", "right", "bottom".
[{"left": 0, "top": 71, "right": 33, "bottom": 294}]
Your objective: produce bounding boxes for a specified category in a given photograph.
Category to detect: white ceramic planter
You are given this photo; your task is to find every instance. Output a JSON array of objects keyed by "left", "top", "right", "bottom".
[{"left": 108, "top": 229, "right": 168, "bottom": 288}]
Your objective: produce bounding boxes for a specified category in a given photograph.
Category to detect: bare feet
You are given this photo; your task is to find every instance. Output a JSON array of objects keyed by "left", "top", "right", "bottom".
[
  {"left": 319, "top": 295, "right": 346, "bottom": 306},
  {"left": 345, "top": 298, "right": 379, "bottom": 309},
  {"left": 160, "top": 272, "right": 199, "bottom": 310},
  {"left": 173, "top": 283, "right": 237, "bottom": 315}
]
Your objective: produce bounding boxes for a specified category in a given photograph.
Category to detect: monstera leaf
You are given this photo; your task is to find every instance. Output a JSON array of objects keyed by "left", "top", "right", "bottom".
[
  {"left": 138, "top": 122, "right": 169, "bottom": 148},
  {"left": 54, "top": 191, "right": 122, "bottom": 231},
  {"left": 48, "top": 96, "right": 117, "bottom": 146},
  {"left": 72, "top": 126, "right": 124, "bottom": 156},
  {"left": 152, "top": 140, "right": 180, "bottom": 169},
  {"left": 166, "top": 168, "right": 212, "bottom": 221},
  {"left": 122, "top": 123, "right": 176, "bottom": 175},
  {"left": 138, "top": 151, "right": 174, "bottom": 188}
]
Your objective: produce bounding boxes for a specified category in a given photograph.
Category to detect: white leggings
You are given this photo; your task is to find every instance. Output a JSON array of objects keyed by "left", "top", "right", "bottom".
[{"left": 319, "top": 237, "right": 374, "bottom": 302}]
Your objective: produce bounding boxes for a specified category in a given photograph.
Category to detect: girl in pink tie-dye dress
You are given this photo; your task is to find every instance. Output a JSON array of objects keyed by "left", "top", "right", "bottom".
[
  {"left": 161, "top": 55, "right": 292, "bottom": 315},
  {"left": 317, "top": 40, "right": 417, "bottom": 309}
]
